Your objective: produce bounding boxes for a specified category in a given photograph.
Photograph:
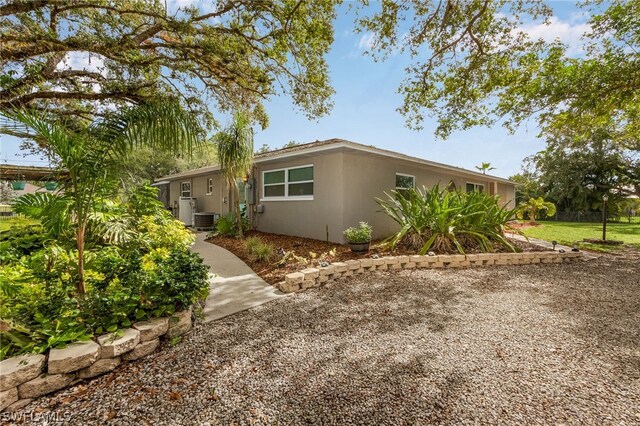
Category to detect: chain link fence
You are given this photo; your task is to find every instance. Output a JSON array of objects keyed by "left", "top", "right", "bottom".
[{"left": 540, "top": 211, "right": 639, "bottom": 224}]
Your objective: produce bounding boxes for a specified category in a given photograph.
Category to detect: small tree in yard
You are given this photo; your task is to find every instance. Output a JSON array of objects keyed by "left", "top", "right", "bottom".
[
  {"left": 215, "top": 113, "right": 254, "bottom": 238},
  {"left": 517, "top": 197, "right": 557, "bottom": 225},
  {"left": 2, "top": 103, "right": 200, "bottom": 295}
]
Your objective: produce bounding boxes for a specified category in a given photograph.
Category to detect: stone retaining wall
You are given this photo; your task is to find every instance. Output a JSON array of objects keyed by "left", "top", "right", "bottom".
[
  {"left": 278, "top": 251, "right": 584, "bottom": 293},
  {"left": 0, "top": 308, "right": 193, "bottom": 413}
]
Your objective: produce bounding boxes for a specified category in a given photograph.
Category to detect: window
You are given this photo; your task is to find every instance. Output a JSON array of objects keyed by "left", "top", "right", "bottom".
[
  {"left": 395, "top": 173, "right": 415, "bottom": 190},
  {"left": 180, "top": 181, "right": 191, "bottom": 197},
  {"left": 262, "top": 165, "right": 314, "bottom": 200},
  {"left": 206, "top": 178, "right": 214, "bottom": 195},
  {"left": 466, "top": 182, "right": 485, "bottom": 193}
]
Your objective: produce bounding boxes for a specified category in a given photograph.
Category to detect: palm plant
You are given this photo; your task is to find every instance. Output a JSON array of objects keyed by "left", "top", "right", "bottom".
[
  {"left": 215, "top": 112, "right": 254, "bottom": 237},
  {"left": 517, "top": 197, "right": 557, "bottom": 225},
  {"left": 475, "top": 162, "right": 496, "bottom": 174},
  {"left": 1, "top": 103, "right": 200, "bottom": 295}
]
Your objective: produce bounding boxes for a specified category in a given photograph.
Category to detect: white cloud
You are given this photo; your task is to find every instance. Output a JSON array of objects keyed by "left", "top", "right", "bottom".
[
  {"left": 357, "top": 32, "right": 376, "bottom": 50},
  {"left": 56, "top": 51, "right": 105, "bottom": 73},
  {"left": 517, "top": 16, "right": 591, "bottom": 55}
]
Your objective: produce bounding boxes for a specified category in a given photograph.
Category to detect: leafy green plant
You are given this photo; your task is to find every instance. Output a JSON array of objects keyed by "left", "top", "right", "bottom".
[
  {"left": 376, "top": 185, "right": 518, "bottom": 254},
  {"left": 343, "top": 222, "right": 373, "bottom": 243},
  {"left": 215, "top": 214, "right": 238, "bottom": 236},
  {"left": 516, "top": 197, "right": 557, "bottom": 224},
  {"left": 0, "top": 224, "right": 47, "bottom": 264},
  {"left": 3, "top": 102, "right": 200, "bottom": 295},
  {"left": 0, "top": 188, "right": 210, "bottom": 360},
  {"left": 214, "top": 213, "right": 249, "bottom": 237}
]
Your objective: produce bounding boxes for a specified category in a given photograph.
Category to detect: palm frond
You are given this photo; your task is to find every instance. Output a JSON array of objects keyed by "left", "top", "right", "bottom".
[
  {"left": 12, "top": 193, "right": 73, "bottom": 237},
  {"left": 92, "top": 101, "right": 203, "bottom": 156}
]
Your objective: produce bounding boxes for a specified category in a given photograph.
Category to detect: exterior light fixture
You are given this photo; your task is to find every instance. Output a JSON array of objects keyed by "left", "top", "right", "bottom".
[
  {"left": 552, "top": 240, "right": 557, "bottom": 251},
  {"left": 602, "top": 193, "right": 609, "bottom": 241}
]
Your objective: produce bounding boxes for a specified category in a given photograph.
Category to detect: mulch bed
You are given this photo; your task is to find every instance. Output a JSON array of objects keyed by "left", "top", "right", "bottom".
[{"left": 206, "top": 230, "right": 548, "bottom": 284}]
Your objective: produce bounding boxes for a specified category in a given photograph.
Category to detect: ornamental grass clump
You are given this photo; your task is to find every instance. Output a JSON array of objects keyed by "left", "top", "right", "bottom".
[
  {"left": 376, "top": 185, "right": 518, "bottom": 254},
  {"left": 244, "top": 236, "right": 274, "bottom": 262}
]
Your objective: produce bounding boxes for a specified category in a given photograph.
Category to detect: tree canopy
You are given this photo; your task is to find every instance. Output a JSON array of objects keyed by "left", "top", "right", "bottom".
[
  {"left": 1, "top": 0, "right": 338, "bottom": 136},
  {"left": 511, "top": 127, "right": 639, "bottom": 213},
  {"left": 356, "top": 0, "right": 640, "bottom": 146}
]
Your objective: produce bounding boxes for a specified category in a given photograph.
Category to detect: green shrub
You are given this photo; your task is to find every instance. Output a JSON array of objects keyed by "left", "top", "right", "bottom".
[
  {"left": 0, "top": 186, "right": 210, "bottom": 360},
  {"left": 343, "top": 222, "right": 373, "bottom": 243},
  {"left": 215, "top": 213, "right": 238, "bottom": 236},
  {"left": 376, "top": 185, "right": 518, "bottom": 254},
  {"left": 214, "top": 213, "right": 250, "bottom": 237},
  {"left": 0, "top": 224, "right": 47, "bottom": 264}
]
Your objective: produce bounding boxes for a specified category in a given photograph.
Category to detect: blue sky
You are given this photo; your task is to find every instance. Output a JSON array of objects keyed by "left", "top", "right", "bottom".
[{"left": 0, "top": 1, "right": 591, "bottom": 179}]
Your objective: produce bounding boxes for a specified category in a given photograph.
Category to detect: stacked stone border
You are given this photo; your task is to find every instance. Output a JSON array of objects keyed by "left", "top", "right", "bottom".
[
  {"left": 278, "top": 251, "right": 584, "bottom": 293},
  {"left": 0, "top": 308, "right": 193, "bottom": 413}
]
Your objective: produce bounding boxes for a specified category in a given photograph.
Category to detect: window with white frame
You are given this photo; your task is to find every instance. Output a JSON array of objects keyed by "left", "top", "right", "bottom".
[
  {"left": 395, "top": 173, "right": 415, "bottom": 190},
  {"left": 206, "top": 178, "right": 214, "bottom": 195},
  {"left": 262, "top": 165, "right": 313, "bottom": 200},
  {"left": 180, "top": 181, "right": 191, "bottom": 197},
  {"left": 466, "top": 182, "right": 485, "bottom": 193}
]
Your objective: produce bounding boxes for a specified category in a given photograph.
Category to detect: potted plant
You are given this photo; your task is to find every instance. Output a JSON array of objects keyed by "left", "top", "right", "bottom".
[
  {"left": 11, "top": 180, "right": 25, "bottom": 190},
  {"left": 44, "top": 181, "right": 58, "bottom": 191},
  {"left": 343, "top": 222, "right": 372, "bottom": 253}
]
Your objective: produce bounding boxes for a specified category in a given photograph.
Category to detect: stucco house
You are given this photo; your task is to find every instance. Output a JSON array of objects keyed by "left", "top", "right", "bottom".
[{"left": 155, "top": 139, "right": 517, "bottom": 243}]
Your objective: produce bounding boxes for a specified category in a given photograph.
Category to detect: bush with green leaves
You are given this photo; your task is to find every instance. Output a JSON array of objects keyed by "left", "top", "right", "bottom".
[
  {"left": 0, "top": 186, "right": 209, "bottom": 360},
  {"left": 376, "top": 185, "right": 518, "bottom": 254},
  {"left": 0, "top": 224, "right": 47, "bottom": 264},
  {"left": 343, "top": 222, "right": 373, "bottom": 243},
  {"left": 213, "top": 212, "right": 250, "bottom": 237}
]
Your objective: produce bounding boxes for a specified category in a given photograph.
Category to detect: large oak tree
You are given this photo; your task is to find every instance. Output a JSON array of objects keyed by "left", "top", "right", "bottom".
[
  {"left": 356, "top": 0, "right": 639, "bottom": 148},
  {"left": 1, "top": 0, "right": 338, "bottom": 137}
]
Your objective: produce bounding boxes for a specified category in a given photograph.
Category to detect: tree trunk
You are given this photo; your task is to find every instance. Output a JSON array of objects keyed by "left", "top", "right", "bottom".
[
  {"left": 228, "top": 177, "right": 243, "bottom": 237},
  {"left": 233, "top": 180, "right": 244, "bottom": 238},
  {"left": 76, "top": 225, "right": 86, "bottom": 294},
  {"left": 529, "top": 208, "right": 536, "bottom": 225}
]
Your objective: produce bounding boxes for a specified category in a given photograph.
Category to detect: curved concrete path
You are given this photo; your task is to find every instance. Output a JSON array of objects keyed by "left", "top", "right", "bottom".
[{"left": 191, "top": 232, "right": 286, "bottom": 322}]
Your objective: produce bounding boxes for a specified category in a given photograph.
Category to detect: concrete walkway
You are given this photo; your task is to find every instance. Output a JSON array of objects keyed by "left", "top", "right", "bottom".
[
  {"left": 191, "top": 232, "right": 286, "bottom": 322},
  {"left": 507, "top": 233, "right": 599, "bottom": 260}
]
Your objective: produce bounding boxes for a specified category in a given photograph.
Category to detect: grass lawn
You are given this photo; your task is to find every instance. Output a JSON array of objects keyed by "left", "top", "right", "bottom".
[
  {"left": 521, "top": 220, "right": 640, "bottom": 252},
  {"left": 0, "top": 217, "right": 39, "bottom": 231}
]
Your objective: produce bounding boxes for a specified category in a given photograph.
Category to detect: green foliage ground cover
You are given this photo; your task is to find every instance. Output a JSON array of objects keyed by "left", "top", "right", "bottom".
[
  {"left": 0, "top": 217, "right": 39, "bottom": 231},
  {"left": 0, "top": 187, "right": 209, "bottom": 360}
]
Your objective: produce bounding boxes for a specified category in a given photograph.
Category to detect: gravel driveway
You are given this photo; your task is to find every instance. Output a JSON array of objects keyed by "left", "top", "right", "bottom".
[{"left": 7, "top": 251, "right": 640, "bottom": 425}]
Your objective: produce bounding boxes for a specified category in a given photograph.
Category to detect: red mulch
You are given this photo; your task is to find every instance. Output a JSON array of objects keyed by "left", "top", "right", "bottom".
[{"left": 206, "top": 230, "right": 548, "bottom": 285}]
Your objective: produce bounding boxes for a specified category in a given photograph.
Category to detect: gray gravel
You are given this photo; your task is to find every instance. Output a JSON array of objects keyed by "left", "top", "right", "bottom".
[{"left": 6, "top": 251, "right": 640, "bottom": 425}]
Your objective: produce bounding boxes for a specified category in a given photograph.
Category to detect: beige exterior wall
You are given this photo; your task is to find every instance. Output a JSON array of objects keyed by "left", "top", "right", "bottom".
[
  {"left": 169, "top": 173, "right": 227, "bottom": 220},
  {"left": 252, "top": 150, "right": 515, "bottom": 244},
  {"left": 168, "top": 180, "right": 183, "bottom": 216},
  {"left": 253, "top": 151, "right": 345, "bottom": 242},
  {"left": 340, "top": 152, "right": 499, "bottom": 241},
  {"left": 190, "top": 173, "right": 225, "bottom": 214},
  {"left": 165, "top": 148, "right": 516, "bottom": 242}
]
